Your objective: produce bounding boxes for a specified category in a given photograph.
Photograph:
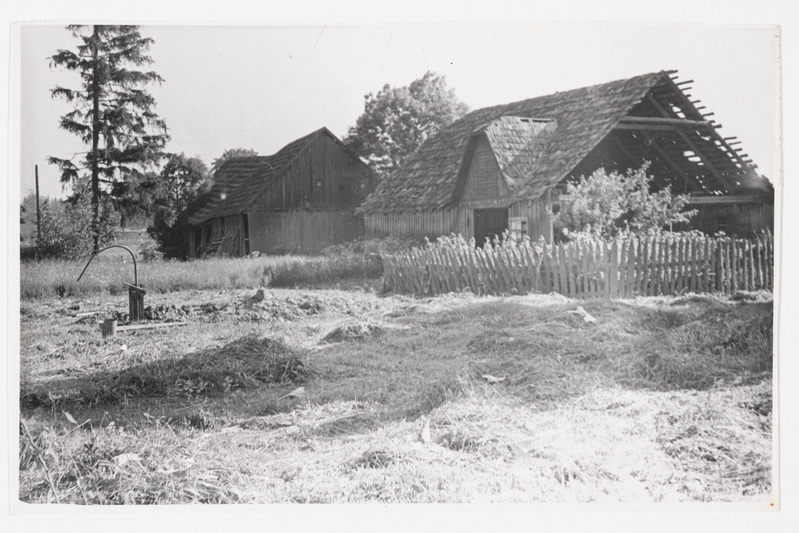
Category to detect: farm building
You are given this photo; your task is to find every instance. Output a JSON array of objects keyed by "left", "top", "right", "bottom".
[
  {"left": 360, "top": 70, "right": 774, "bottom": 245},
  {"left": 186, "top": 128, "right": 376, "bottom": 257}
]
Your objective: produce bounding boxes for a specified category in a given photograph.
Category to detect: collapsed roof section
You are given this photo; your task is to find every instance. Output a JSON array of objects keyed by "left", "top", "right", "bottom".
[{"left": 361, "top": 70, "right": 772, "bottom": 214}]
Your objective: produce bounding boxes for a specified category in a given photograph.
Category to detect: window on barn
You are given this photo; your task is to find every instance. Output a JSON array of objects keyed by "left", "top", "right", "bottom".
[{"left": 509, "top": 217, "right": 528, "bottom": 240}]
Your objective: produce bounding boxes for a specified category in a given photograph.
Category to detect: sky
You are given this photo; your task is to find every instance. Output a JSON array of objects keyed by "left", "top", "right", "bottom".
[{"left": 17, "top": 22, "right": 780, "bottom": 202}]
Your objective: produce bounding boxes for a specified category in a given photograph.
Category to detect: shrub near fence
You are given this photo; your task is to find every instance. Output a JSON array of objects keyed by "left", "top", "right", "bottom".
[{"left": 382, "top": 232, "right": 774, "bottom": 298}]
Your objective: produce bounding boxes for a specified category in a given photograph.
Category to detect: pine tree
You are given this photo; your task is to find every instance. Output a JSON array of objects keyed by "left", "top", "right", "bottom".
[{"left": 48, "top": 25, "right": 169, "bottom": 252}]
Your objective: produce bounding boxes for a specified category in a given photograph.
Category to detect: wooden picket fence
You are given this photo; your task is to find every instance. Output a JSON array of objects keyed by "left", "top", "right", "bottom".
[{"left": 382, "top": 232, "right": 774, "bottom": 298}]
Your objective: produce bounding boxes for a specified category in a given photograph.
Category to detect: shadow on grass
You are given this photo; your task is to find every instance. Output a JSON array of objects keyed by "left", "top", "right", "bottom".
[
  {"left": 20, "top": 297, "right": 774, "bottom": 434},
  {"left": 20, "top": 335, "right": 308, "bottom": 413}
]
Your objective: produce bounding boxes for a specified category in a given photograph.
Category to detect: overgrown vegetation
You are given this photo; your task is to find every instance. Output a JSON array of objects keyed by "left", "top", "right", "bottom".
[
  {"left": 554, "top": 162, "right": 697, "bottom": 240},
  {"left": 146, "top": 153, "right": 212, "bottom": 259},
  {"left": 21, "top": 237, "right": 416, "bottom": 299},
  {"left": 20, "top": 194, "right": 119, "bottom": 260},
  {"left": 19, "top": 288, "right": 773, "bottom": 503}
]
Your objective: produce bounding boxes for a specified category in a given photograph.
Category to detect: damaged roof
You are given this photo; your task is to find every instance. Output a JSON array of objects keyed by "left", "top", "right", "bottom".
[{"left": 360, "top": 70, "right": 768, "bottom": 213}]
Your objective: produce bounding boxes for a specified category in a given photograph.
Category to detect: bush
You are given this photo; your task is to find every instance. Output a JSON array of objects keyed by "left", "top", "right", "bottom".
[
  {"left": 21, "top": 195, "right": 118, "bottom": 260},
  {"left": 147, "top": 212, "right": 190, "bottom": 260},
  {"left": 554, "top": 162, "right": 696, "bottom": 241},
  {"left": 138, "top": 236, "right": 164, "bottom": 262}
]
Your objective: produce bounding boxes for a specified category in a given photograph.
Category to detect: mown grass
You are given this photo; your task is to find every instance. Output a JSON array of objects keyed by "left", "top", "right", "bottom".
[
  {"left": 18, "top": 289, "right": 774, "bottom": 504},
  {"left": 20, "top": 253, "right": 382, "bottom": 299}
]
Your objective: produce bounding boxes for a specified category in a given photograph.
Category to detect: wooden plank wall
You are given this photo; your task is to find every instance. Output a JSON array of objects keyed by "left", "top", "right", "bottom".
[
  {"left": 251, "top": 133, "right": 374, "bottom": 211},
  {"left": 364, "top": 208, "right": 467, "bottom": 240},
  {"left": 687, "top": 202, "right": 774, "bottom": 236},
  {"left": 365, "top": 194, "right": 552, "bottom": 244},
  {"left": 509, "top": 193, "right": 553, "bottom": 242},
  {"left": 249, "top": 210, "right": 364, "bottom": 253},
  {"left": 463, "top": 136, "right": 510, "bottom": 200}
]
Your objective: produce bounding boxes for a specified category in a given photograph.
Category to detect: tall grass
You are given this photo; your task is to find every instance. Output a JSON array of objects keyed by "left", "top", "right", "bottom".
[{"left": 20, "top": 254, "right": 382, "bottom": 299}]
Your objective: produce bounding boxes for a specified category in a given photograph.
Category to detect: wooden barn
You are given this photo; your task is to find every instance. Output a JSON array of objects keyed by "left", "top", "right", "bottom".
[
  {"left": 360, "top": 71, "right": 774, "bottom": 245},
  {"left": 187, "top": 128, "right": 376, "bottom": 257}
]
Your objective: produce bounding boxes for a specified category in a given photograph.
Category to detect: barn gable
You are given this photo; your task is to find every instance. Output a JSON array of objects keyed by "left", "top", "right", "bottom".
[
  {"left": 456, "top": 117, "right": 558, "bottom": 207},
  {"left": 186, "top": 127, "right": 376, "bottom": 257}
]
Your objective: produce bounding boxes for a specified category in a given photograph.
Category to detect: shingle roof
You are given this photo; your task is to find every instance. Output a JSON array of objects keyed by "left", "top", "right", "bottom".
[
  {"left": 361, "top": 71, "right": 669, "bottom": 213},
  {"left": 188, "top": 128, "right": 329, "bottom": 224},
  {"left": 482, "top": 116, "right": 558, "bottom": 192}
]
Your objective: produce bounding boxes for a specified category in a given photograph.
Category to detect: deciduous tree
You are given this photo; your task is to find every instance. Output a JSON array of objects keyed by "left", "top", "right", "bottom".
[
  {"left": 344, "top": 72, "right": 468, "bottom": 179},
  {"left": 211, "top": 148, "right": 259, "bottom": 175},
  {"left": 147, "top": 154, "right": 211, "bottom": 258}
]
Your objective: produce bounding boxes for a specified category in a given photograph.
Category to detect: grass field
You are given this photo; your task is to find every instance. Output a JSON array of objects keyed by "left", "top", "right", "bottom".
[
  {"left": 20, "top": 254, "right": 383, "bottom": 299},
  {"left": 17, "top": 280, "right": 773, "bottom": 504}
]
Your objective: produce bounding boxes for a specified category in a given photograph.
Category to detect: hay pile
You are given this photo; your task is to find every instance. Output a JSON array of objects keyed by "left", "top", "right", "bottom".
[{"left": 321, "top": 321, "right": 384, "bottom": 343}]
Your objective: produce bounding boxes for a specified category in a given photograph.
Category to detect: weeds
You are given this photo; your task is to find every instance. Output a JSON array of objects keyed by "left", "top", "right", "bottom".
[
  {"left": 18, "top": 287, "right": 773, "bottom": 504},
  {"left": 20, "top": 254, "right": 382, "bottom": 299}
]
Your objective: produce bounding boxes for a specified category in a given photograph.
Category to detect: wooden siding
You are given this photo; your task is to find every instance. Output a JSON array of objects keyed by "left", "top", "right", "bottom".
[
  {"left": 249, "top": 210, "right": 364, "bottom": 253},
  {"left": 688, "top": 202, "right": 774, "bottom": 236},
  {"left": 463, "top": 136, "right": 509, "bottom": 201},
  {"left": 509, "top": 191, "right": 553, "bottom": 242},
  {"left": 251, "top": 133, "right": 374, "bottom": 212},
  {"left": 365, "top": 209, "right": 467, "bottom": 240}
]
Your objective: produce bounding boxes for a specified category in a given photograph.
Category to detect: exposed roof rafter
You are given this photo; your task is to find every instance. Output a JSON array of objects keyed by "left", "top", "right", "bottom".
[{"left": 643, "top": 93, "right": 736, "bottom": 192}]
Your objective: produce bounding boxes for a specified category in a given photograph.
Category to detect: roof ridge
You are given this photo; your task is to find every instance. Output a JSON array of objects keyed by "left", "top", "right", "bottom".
[
  {"left": 361, "top": 70, "right": 671, "bottom": 213},
  {"left": 188, "top": 127, "right": 346, "bottom": 224}
]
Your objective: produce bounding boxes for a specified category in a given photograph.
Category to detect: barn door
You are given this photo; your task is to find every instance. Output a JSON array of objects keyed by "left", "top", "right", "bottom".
[{"left": 474, "top": 208, "right": 508, "bottom": 247}]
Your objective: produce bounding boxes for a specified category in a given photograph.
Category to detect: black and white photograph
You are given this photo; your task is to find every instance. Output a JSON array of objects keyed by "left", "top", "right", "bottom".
[{"left": 4, "top": 3, "right": 794, "bottom": 528}]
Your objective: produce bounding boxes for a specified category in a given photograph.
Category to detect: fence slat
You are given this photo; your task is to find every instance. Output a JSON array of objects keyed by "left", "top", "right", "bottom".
[
  {"left": 765, "top": 231, "right": 772, "bottom": 290},
  {"left": 609, "top": 240, "right": 618, "bottom": 298},
  {"left": 382, "top": 232, "right": 773, "bottom": 299},
  {"left": 556, "top": 243, "right": 566, "bottom": 297},
  {"left": 572, "top": 243, "right": 580, "bottom": 298},
  {"left": 628, "top": 238, "right": 638, "bottom": 298}
]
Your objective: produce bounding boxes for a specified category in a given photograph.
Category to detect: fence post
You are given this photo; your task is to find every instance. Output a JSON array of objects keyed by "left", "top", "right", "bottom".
[{"left": 556, "top": 243, "right": 566, "bottom": 297}]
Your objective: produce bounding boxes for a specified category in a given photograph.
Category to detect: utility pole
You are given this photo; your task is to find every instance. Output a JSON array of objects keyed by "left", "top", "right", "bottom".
[{"left": 35, "top": 164, "right": 41, "bottom": 260}]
